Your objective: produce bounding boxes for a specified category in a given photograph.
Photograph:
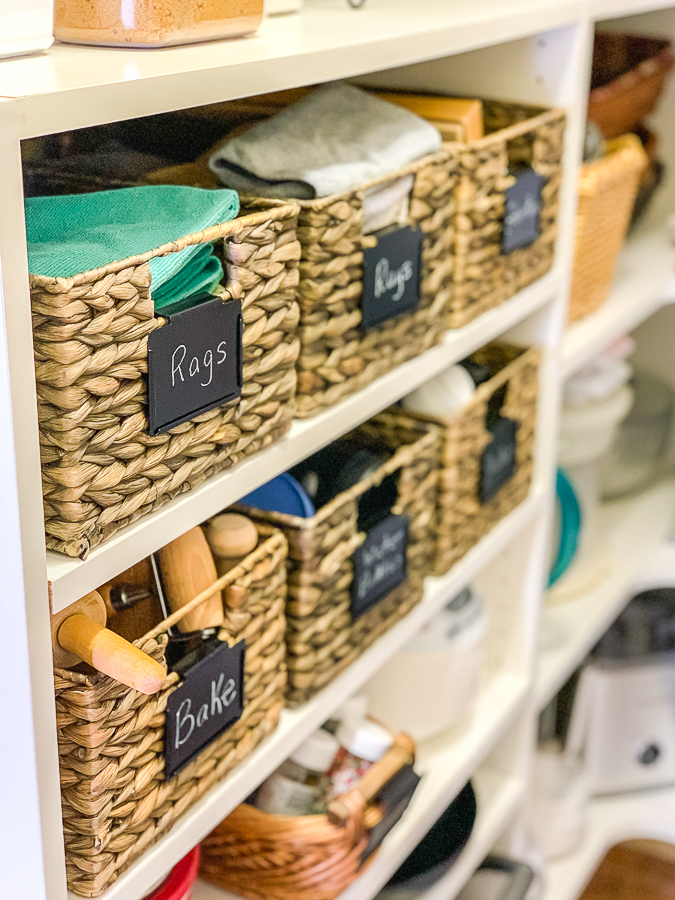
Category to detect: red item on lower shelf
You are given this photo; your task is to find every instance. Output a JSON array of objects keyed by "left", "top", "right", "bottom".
[{"left": 144, "top": 847, "right": 200, "bottom": 900}]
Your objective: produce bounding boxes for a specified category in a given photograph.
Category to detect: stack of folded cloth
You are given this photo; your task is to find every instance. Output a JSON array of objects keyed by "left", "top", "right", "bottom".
[{"left": 25, "top": 184, "right": 240, "bottom": 311}]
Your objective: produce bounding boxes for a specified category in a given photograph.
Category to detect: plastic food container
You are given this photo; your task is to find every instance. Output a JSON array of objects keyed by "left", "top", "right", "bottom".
[{"left": 54, "top": 0, "right": 263, "bottom": 47}]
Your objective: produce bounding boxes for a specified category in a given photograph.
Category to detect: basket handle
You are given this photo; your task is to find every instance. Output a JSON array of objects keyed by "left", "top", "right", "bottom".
[{"left": 327, "top": 732, "right": 415, "bottom": 825}]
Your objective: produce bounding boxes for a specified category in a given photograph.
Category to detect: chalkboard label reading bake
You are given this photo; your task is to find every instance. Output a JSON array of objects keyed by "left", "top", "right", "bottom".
[
  {"left": 147, "top": 294, "right": 242, "bottom": 436},
  {"left": 361, "top": 226, "right": 423, "bottom": 331},
  {"left": 480, "top": 417, "right": 518, "bottom": 503},
  {"left": 164, "top": 638, "right": 245, "bottom": 779},
  {"left": 351, "top": 514, "right": 409, "bottom": 618},
  {"left": 501, "top": 169, "right": 546, "bottom": 255}
]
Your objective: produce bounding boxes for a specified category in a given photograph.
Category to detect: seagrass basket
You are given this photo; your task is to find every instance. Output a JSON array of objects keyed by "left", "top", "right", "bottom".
[
  {"left": 54, "top": 521, "right": 288, "bottom": 898},
  {"left": 569, "top": 134, "right": 647, "bottom": 323},
  {"left": 199, "top": 731, "right": 417, "bottom": 900},
  {"left": 450, "top": 100, "right": 566, "bottom": 327},
  {"left": 244, "top": 149, "right": 459, "bottom": 418},
  {"left": 31, "top": 203, "right": 301, "bottom": 558},
  {"left": 406, "top": 344, "right": 540, "bottom": 576},
  {"left": 238, "top": 409, "right": 440, "bottom": 706}
]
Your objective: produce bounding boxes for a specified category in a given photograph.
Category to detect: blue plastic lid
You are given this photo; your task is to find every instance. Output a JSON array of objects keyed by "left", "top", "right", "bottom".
[{"left": 239, "top": 472, "right": 315, "bottom": 518}]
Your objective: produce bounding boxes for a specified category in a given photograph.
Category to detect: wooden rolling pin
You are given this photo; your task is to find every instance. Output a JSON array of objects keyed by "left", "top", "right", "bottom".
[
  {"left": 51, "top": 591, "right": 165, "bottom": 695},
  {"left": 205, "top": 513, "right": 258, "bottom": 578},
  {"left": 158, "top": 526, "right": 225, "bottom": 633}
]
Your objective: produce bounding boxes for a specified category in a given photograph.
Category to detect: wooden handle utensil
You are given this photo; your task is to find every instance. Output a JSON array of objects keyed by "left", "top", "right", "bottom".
[
  {"left": 51, "top": 591, "right": 165, "bottom": 694},
  {"left": 158, "top": 526, "right": 225, "bottom": 632},
  {"left": 205, "top": 513, "right": 258, "bottom": 577}
]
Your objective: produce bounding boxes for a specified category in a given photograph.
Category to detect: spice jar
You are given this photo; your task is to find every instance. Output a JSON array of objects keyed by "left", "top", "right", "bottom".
[
  {"left": 327, "top": 719, "right": 393, "bottom": 800},
  {"left": 54, "top": 0, "right": 264, "bottom": 48},
  {"left": 256, "top": 730, "right": 339, "bottom": 816}
]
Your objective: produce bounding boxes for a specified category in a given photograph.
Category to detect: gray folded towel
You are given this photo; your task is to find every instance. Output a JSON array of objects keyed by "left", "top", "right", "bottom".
[{"left": 209, "top": 82, "right": 442, "bottom": 200}]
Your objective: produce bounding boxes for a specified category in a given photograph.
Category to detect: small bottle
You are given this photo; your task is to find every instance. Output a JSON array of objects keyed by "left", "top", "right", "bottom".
[
  {"left": 256, "top": 730, "right": 339, "bottom": 816},
  {"left": 327, "top": 719, "right": 393, "bottom": 801}
]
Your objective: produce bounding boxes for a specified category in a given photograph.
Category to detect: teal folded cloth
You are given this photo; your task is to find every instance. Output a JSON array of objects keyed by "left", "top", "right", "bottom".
[{"left": 25, "top": 185, "right": 240, "bottom": 300}]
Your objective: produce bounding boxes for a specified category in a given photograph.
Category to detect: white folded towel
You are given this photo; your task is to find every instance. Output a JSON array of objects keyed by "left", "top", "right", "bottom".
[{"left": 209, "top": 82, "right": 442, "bottom": 200}]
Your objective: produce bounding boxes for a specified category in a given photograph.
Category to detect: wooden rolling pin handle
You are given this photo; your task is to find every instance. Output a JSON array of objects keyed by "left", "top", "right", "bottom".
[
  {"left": 158, "top": 527, "right": 224, "bottom": 633},
  {"left": 225, "top": 584, "right": 247, "bottom": 609},
  {"left": 57, "top": 615, "right": 165, "bottom": 695}
]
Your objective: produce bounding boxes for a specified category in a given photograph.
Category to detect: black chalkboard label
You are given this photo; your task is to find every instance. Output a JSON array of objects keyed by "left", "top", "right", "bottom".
[
  {"left": 147, "top": 294, "right": 242, "bottom": 436},
  {"left": 164, "top": 638, "right": 245, "bottom": 779},
  {"left": 351, "top": 514, "right": 409, "bottom": 618},
  {"left": 361, "top": 226, "right": 422, "bottom": 331},
  {"left": 480, "top": 417, "right": 518, "bottom": 503},
  {"left": 501, "top": 169, "right": 546, "bottom": 255}
]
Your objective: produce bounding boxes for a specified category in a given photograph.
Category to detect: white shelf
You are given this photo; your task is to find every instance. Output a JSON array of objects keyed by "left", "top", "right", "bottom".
[
  {"left": 46, "top": 273, "right": 557, "bottom": 614},
  {"left": 536, "top": 480, "right": 675, "bottom": 711},
  {"left": 561, "top": 219, "right": 675, "bottom": 380},
  {"left": 0, "top": 0, "right": 583, "bottom": 139},
  {"left": 192, "top": 721, "right": 527, "bottom": 900},
  {"left": 543, "top": 784, "right": 675, "bottom": 900},
  {"left": 78, "top": 493, "right": 539, "bottom": 900}
]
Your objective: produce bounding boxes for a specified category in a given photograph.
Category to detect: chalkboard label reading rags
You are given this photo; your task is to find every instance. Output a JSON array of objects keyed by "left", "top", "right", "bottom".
[
  {"left": 501, "top": 169, "right": 546, "bottom": 255},
  {"left": 164, "top": 639, "right": 245, "bottom": 778},
  {"left": 351, "top": 514, "right": 409, "bottom": 618},
  {"left": 148, "top": 294, "right": 242, "bottom": 436},
  {"left": 361, "top": 226, "right": 422, "bottom": 331},
  {"left": 480, "top": 416, "right": 518, "bottom": 503}
]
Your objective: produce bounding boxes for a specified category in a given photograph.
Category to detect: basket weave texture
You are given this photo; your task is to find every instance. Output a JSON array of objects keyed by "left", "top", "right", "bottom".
[
  {"left": 246, "top": 149, "right": 458, "bottom": 418},
  {"left": 31, "top": 204, "right": 301, "bottom": 558},
  {"left": 569, "top": 134, "right": 648, "bottom": 323},
  {"left": 238, "top": 409, "right": 440, "bottom": 706},
  {"left": 54, "top": 523, "right": 288, "bottom": 898},
  {"left": 408, "top": 344, "right": 540, "bottom": 576},
  {"left": 199, "top": 732, "right": 416, "bottom": 900},
  {"left": 451, "top": 101, "right": 565, "bottom": 328}
]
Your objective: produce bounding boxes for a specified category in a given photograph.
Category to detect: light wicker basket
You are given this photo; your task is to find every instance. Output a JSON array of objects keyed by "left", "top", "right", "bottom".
[
  {"left": 406, "top": 344, "right": 540, "bottom": 576},
  {"left": 237, "top": 409, "right": 440, "bottom": 706},
  {"left": 54, "top": 522, "right": 288, "bottom": 898},
  {"left": 31, "top": 204, "right": 301, "bottom": 557},
  {"left": 199, "top": 731, "right": 417, "bottom": 900},
  {"left": 569, "top": 134, "right": 648, "bottom": 323},
  {"left": 450, "top": 101, "right": 566, "bottom": 328}
]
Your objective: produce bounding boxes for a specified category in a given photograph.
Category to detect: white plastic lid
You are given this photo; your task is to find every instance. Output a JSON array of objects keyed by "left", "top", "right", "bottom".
[
  {"left": 336, "top": 695, "right": 368, "bottom": 725},
  {"left": 290, "top": 729, "right": 339, "bottom": 773},
  {"left": 337, "top": 719, "right": 393, "bottom": 762}
]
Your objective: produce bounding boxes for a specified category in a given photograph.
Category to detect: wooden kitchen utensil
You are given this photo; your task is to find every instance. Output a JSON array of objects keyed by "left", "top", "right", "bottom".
[{"left": 158, "top": 526, "right": 225, "bottom": 632}]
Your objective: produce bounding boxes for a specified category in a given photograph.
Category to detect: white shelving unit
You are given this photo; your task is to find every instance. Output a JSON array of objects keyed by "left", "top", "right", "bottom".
[{"left": 3, "top": 2, "right": 675, "bottom": 900}]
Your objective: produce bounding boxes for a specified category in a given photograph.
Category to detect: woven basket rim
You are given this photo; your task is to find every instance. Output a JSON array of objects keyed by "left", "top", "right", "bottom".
[
  {"left": 453, "top": 105, "right": 565, "bottom": 151},
  {"left": 29, "top": 201, "right": 300, "bottom": 290},
  {"left": 579, "top": 133, "right": 648, "bottom": 194}
]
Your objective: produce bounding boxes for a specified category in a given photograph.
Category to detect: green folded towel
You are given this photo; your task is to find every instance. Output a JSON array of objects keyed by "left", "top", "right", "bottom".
[
  {"left": 152, "top": 242, "right": 225, "bottom": 311},
  {"left": 25, "top": 185, "right": 240, "bottom": 302}
]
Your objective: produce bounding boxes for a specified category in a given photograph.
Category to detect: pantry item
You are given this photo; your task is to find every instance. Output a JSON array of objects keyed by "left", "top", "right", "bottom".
[
  {"left": 376, "top": 782, "right": 477, "bottom": 898},
  {"left": 54, "top": 0, "right": 263, "bottom": 47},
  {"left": 373, "top": 93, "right": 484, "bottom": 141},
  {"left": 601, "top": 369, "right": 675, "bottom": 499},
  {"left": 30, "top": 195, "right": 300, "bottom": 558},
  {"left": 0, "top": 0, "right": 53, "bottom": 58},
  {"left": 578, "top": 841, "right": 675, "bottom": 900},
  {"left": 327, "top": 718, "right": 394, "bottom": 800},
  {"left": 256, "top": 729, "right": 339, "bottom": 815},
  {"left": 527, "top": 739, "right": 588, "bottom": 859},
  {"left": 205, "top": 513, "right": 259, "bottom": 578},
  {"left": 237, "top": 409, "right": 440, "bottom": 705},
  {"left": 405, "top": 344, "right": 540, "bottom": 576},
  {"left": 548, "top": 469, "right": 581, "bottom": 589},
  {"left": 569, "top": 134, "right": 647, "bottom": 322},
  {"left": 55, "top": 521, "right": 288, "bottom": 897},
  {"left": 240, "top": 473, "right": 316, "bottom": 518},
  {"left": 363, "top": 586, "right": 486, "bottom": 740},
  {"left": 209, "top": 83, "right": 442, "bottom": 199},
  {"left": 143, "top": 846, "right": 200, "bottom": 900},
  {"left": 51, "top": 590, "right": 166, "bottom": 694},
  {"left": 456, "top": 857, "right": 535, "bottom": 900},
  {"left": 199, "top": 732, "right": 417, "bottom": 900},
  {"left": 403, "top": 363, "right": 476, "bottom": 416},
  {"left": 589, "top": 32, "right": 674, "bottom": 139},
  {"left": 158, "top": 527, "right": 225, "bottom": 633}
]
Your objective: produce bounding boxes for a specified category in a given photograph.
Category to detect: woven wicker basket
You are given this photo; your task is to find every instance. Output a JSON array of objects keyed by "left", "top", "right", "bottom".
[
  {"left": 450, "top": 101, "right": 566, "bottom": 328},
  {"left": 569, "top": 134, "right": 648, "bottom": 323},
  {"left": 199, "top": 732, "right": 416, "bottom": 900},
  {"left": 406, "top": 344, "right": 540, "bottom": 576},
  {"left": 238, "top": 409, "right": 440, "bottom": 706},
  {"left": 244, "top": 149, "right": 458, "bottom": 418},
  {"left": 55, "top": 522, "right": 288, "bottom": 898},
  {"left": 31, "top": 203, "right": 301, "bottom": 558}
]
